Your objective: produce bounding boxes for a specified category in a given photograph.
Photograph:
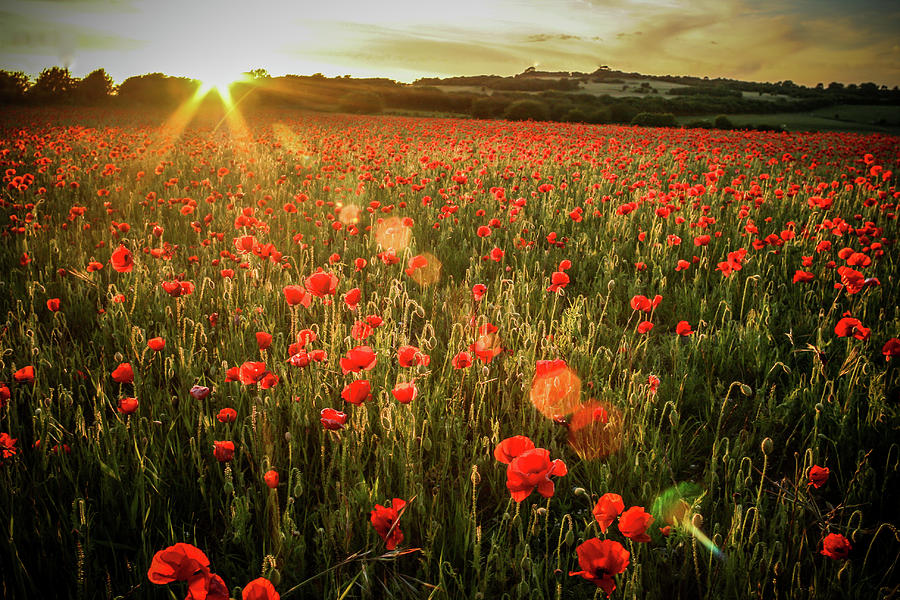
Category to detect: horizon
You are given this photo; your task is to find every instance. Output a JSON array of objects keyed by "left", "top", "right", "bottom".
[{"left": 2, "top": 0, "right": 899, "bottom": 89}]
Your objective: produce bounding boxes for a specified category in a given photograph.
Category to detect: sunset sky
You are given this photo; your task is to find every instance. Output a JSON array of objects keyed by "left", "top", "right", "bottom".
[{"left": 2, "top": 0, "right": 899, "bottom": 87}]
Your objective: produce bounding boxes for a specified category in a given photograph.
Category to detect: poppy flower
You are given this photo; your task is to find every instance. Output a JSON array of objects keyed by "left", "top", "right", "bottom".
[
  {"left": 547, "top": 271, "right": 570, "bottom": 293},
  {"left": 340, "top": 346, "right": 377, "bottom": 374},
  {"left": 405, "top": 254, "right": 428, "bottom": 276},
  {"left": 259, "top": 372, "right": 279, "bottom": 389},
  {"left": 793, "top": 270, "right": 814, "bottom": 283},
  {"left": 505, "top": 448, "right": 567, "bottom": 502},
  {"left": 148, "top": 337, "right": 165, "bottom": 351},
  {"left": 451, "top": 351, "right": 473, "bottom": 369},
  {"left": 397, "top": 345, "right": 430, "bottom": 367},
  {"left": 592, "top": 493, "right": 625, "bottom": 533},
  {"left": 469, "top": 336, "right": 502, "bottom": 363},
  {"left": 111, "top": 362, "right": 134, "bottom": 384},
  {"left": 147, "top": 542, "right": 211, "bottom": 586},
  {"left": 341, "top": 379, "right": 372, "bottom": 405},
  {"left": 391, "top": 382, "right": 417, "bottom": 404},
  {"left": 0, "top": 384, "right": 9, "bottom": 408},
  {"left": 239, "top": 361, "right": 269, "bottom": 385},
  {"left": 13, "top": 366, "right": 34, "bottom": 384},
  {"left": 820, "top": 533, "right": 851, "bottom": 560},
  {"left": 351, "top": 321, "right": 373, "bottom": 340},
  {"left": 217, "top": 408, "right": 237, "bottom": 423},
  {"left": 648, "top": 375, "right": 660, "bottom": 393},
  {"left": 344, "top": 288, "right": 361, "bottom": 310},
  {"left": 834, "top": 317, "right": 870, "bottom": 341},
  {"left": 569, "top": 538, "right": 630, "bottom": 594},
  {"left": 47, "top": 298, "right": 61, "bottom": 312},
  {"left": 111, "top": 245, "right": 134, "bottom": 273},
  {"left": 283, "top": 285, "right": 311, "bottom": 308},
  {"left": 305, "top": 271, "right": 338, "bottom": 297},
  {"left": 190, "top": 385, "right": 211, "bottom": 400},
  {"left": 472, "top": 284, "right": 487, "bottom": 301},
  {"left": 618, "top": 506, "right": 653, "bottom": 542},
  {"left": 476, "top": 225, "right": 491, "bottom": 237},
  {"left": 354, "top": 258, "right": 367, "bottom": 271},
  {"left": 494, "top": 436, "right": 535, "bottom": 463},
  {"left": 637, "top": 321, "right": 653, "bottom": 334},
  {"left": 675, "top": 321, "right": 693, "bottom": 336},
  {"left": 370, "top": 498, "right": 406, "bottom": 550},
  {"left": 213, "top": 441, "right": 235, "bottom": 462},
  {"left": 808, "top": 465, "right": 829, "bottom": 488},
  {"left": 117, "top": 397, "right": 138, "bottom": 414},
  {"left": 242, "top": 577, "right": 280, "bottom": 600},
  {"left": 263, "top": 470, "right": 279, "bottom": 489},
  {"left": 320, "top": 408, "right": 348, "bottom": 430},
  {"left": 255, "top": 332, "right": 272, "bottom": 351},
  {"left": 0, "top": 432, "right": 19, "bottom": 461},
  {"left": 87, "top": 261, "right": 104, "bottom": 272},
  {"left": 224, "top": 366, "right": 240, "bottom": 382},
  {"left": 883, "top": 338, "right": 900, "bottom": 361}
]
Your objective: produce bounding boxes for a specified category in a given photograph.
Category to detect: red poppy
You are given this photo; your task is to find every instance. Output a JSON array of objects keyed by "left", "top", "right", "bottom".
[
  {"left": 834, "top": 317, "right": 870, "bottom": 340},
  {"left": 87, "top": 261, "right": 103, "bottom": 272},
  {"left": 13, "top": 365, "right": 34, "bottom": 384},
  {"left": 630, "top": 295, "right": 651, "bottom": 312},
  {"left": 0, "top": 432, "right": 19, "bottom": 461},
  {"left": 320, "top": 408, "right": 348, "bottom": 430},
  {"left": 47, "top": 298, "right": 61, "bottom": 312},
  {"left": 216, "top": 408, "right": 237, "bottom": 423},
  {"left": 370, "top": 498, "right": 406, "bottom": 550},
  {"left": 397, "top": 345, "right": 430, "bottom": 367},
  {"left": 351, "top": 321, "right": 373, "bottom": 340},
  {"left": 340, "top": 346, "right": 377, "bottom": 374},
  {"left": 259, "top": 372, "right": 279, "bottom": 389},
  {"left": 820, "top": 533, "right": 851, "bottom": 560},
  {"left": 391, "top": 382, "right": 417, "bottom": 404},
  {"left": 476, "top": 225, "right": 491, "bottom": 237},
  {"left": 569, "top": 538, "right": 630, "bottom": 594},
  {"left": 147, "top": 543, "right": 227, "bottom": 600},
  {"left": 341, "top": 379, "right": 372, "bottom": 405},
  {"left": 494, "top": 435, "right": 535, "bottom": 464},
  {"left": 305, "top": 271, "right": 338, "bottom": 297},
  {"left": 263, "top": 470, "right": 279, "bottom": 489},
  {"left": 239, "top": 361, "right": 269, "bottom": 385},
  {"left": 117, "top": 397, "right": 138, "bottom": 414},
  {"left": 111, "top": 362, "right": 134, "bottom": 384},
  {"left": 111, "top": 245, "right": 134, "bottom": 273},
  {"left": 648, "top": 375, "right": 660, "bottom": 393},
  {"left": 354, "top": 258, "right": 367, "bottom": 271},
  {"left": 505, "top": 448, "right": 567, "bottom": 502},
  {"left": 405, "top": 254, "right": 428, "bottom": 276},
  {"left": 793, "top": 270, "right": 814, "bottom": 283},
  {"left": 808, "top": 465, "right": 829, "bottom": 488},
  {"left": 256, "top": 332, "right": 272, "bottom": 351},
  {"left": 546, "top": 271, "right": 570, "bottom": 293},
  {"left": 451, "top": 351, "right": 473, "bottom": 369},
  {"left": 0, "top": 384, "right": 9, "bottom": 408},
  {"left": 283, "top": 285, "right": 312, "bottom": 308},
  {"left": 883, "top": 338, "right": 900, "bottom": 361},
  {"left": 675, "top": 321, "right": 693, "bottom": 336},
  {"left": 242, "top": 577, "right": 280, "bottom": 600},
  {"left": 592, "top": 493, "right": 625, "bottom": 533},
  {"left": 161, "top": 280, "right": 194, "bottom": 298},
  {"left": 637, "top": 321, "right": 653, "bottom": 334},
  {"left": 148, "top": 337, "right": 165, "bottom": 351},
  {"left": 234, "top": 235, "right": 257, "bottom": 254},
  {"left": 344, "top": 288, "right": 361, "bottom": 310},
  {"left": 618, "top": 506, "right": 653, "bottom": 542},
  {"left": 213, "top": 441, "right": 234, "bottom": 462},
  {"left": 469, "top": 336, "right": 502, "bottom": 363},
  {"left": 472, "top": 284, "right": 487, "bottom": 301}
]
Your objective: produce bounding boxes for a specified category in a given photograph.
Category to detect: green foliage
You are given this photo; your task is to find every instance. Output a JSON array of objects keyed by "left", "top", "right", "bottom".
[
  {"left": 0, "top": 70, "right": 30, "bottom": 104},
  {"left": 338, "top": 91, "right": 385, "bottom": 114},
  {"left": 74, "top": 69, "right": 114, "bottom": 104},
  {"left": 714, "top": 115, "right": 734, "bottom": 129},
  {"left": 630, "top": 112, "right": 677, "bottom": 127},
  {"left": 503, "top": 99, "right": 550, "bottom": 121},
  {"left": 27, "top": 67, "right": 75, "bottom": 103}
]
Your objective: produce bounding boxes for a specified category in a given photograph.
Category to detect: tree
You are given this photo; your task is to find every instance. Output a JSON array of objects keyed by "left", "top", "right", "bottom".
[
  {"left": 503, "top": 99, "right": 549, "bottom": 121},
  {"left": 246, "top": 68, "right": 270, "bottom": 80},
  {"left": 74, "top": 69, "right": 114, "bottom": 103},
  {"left": 28, "top": 67, "right": 75, "bottom": 103},
  {"left": 713, "top": 115, "right": 734, "bottom": 129},
  {"left": 0, "top": 70, "right": 29, "bottom": 104}
]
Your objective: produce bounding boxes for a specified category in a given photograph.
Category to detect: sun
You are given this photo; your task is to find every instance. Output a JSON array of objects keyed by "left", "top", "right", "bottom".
[{"left": 195, "top": 69, "right": 248, "bottom": 106}]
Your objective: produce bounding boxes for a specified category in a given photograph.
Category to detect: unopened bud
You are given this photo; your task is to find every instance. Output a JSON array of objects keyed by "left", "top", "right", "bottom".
[{"left": 761, "top": 437, "right": 774, "bottom": 455}]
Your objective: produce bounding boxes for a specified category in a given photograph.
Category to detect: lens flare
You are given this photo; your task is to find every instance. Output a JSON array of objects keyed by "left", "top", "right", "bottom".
[
  {"left": 407, "top": 252, "right": 442, "bottom": 287},
  {"left": 567, "top": 399, "right": 623, "bottom": 460},
  {"left": 651, "top": 483, "right": 725, "bottom": 560},
  {"left": 530, "top": 359, "right": 581, "bottom": 418},
  {"left": 338, "top": 203, "right": 362, "bottom": 226},
  {"left": 375, "top": 216, "right": 412, "bottom": 251}
]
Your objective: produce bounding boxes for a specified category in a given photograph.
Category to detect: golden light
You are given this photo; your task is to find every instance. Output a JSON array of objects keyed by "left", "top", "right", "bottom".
[
  {"left": 195, "top": 69, "right": 249, "bottom": 108},
  {"left": 530, "top": 359, "right": 582, "bottom": 419},
  {"left": 567, "top": 400, "right": 622, "bottom": 460}
]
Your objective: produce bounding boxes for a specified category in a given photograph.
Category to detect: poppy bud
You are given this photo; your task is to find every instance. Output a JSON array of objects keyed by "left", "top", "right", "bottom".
[
  {"left": 564, "top": 529, "right": 575, "bottom": 546},
  {"left": 691, "top": 513, "right": 704, "bottom": 529},
  {"left": 573, "top": 487, "right": 586, "bottom": 497},
  {"left": 264, "top": 470, "right": 279, "bottom": 489},
  {"left": 761, "top": 437, "right": 774, "bottom": 455}
]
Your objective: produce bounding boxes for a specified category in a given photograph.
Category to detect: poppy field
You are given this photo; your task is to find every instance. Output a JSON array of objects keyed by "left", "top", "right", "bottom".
[{"left": 0, "top": 106, "right": 898, "bottom": 599}]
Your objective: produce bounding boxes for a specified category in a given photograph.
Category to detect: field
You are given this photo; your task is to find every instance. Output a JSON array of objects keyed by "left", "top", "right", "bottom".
[
  {"left": 1, "top": 106, "right": 898, "bottom": 600},
  {"left": 677, "top": 107, "right": 900, "bottom": 135}
]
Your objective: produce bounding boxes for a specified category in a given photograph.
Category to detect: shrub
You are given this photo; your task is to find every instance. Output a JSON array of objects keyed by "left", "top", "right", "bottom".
[
  {"left": 630, "top": 112, "right": 677, "bottom": 127},
  {"left": 338, "top": 91, "right": 384, "bottom": 114},
  {"left": 503, "top": 99, "right": 550, "bottom": 121},
  {"left": 714, "top": 115, "right": 734, "bottom": 129}
]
